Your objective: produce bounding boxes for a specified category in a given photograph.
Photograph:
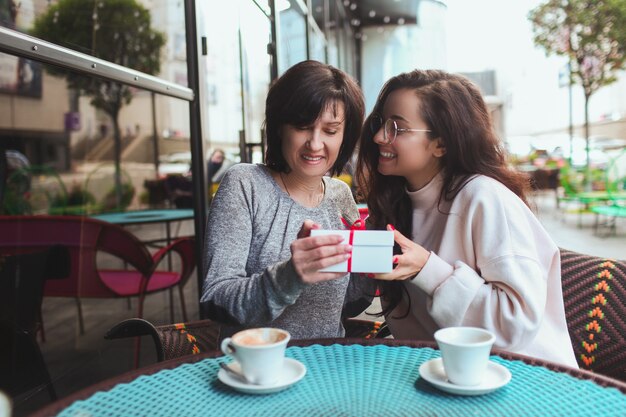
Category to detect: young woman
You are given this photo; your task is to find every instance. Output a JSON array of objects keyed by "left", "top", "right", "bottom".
[
  {"left": 201, "top": 60, "right": 371, "bottom": 339},
  {"left": 356, "top": 69, "right": 577, "bottom": 367}
]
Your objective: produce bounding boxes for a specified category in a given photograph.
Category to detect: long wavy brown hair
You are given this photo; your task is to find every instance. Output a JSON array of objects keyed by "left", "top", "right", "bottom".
[{"left": 355, "top": 69, "right": 531, "bottom": 316}]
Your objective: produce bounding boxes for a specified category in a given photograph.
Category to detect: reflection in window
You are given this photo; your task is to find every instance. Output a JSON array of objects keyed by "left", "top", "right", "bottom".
[
  {"left": 198, "top": 1, "right": 243, "bottom": 162},
  {"left": 240, "top": 0, "right": 272, "bottom": 163},
  {"left": 277, "top": 0, "right": 307, "bottom": 75},
  {"left": 309, "top": 17, "right": 326, "bottom": 63},
  {"left": 0, "top": 46, "right": 191, "bottom": 215}
]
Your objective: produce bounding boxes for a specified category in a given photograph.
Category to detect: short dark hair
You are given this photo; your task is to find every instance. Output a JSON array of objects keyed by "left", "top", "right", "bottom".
[{"left": 264, "top": 60, "right": 364, "bottom": 176}]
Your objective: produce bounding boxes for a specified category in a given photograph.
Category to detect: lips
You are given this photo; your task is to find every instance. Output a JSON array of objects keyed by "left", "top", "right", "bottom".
[
  {"left": 302, "top": 154, "right": 324, "bottom": 162},
  {"left": 379, "top": 151, "right": 397, "bottom": 159}
]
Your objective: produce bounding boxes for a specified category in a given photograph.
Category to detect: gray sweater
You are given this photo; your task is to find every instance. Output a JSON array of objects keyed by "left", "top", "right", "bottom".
[{"left": 201, "top": 163, "right": 372, "bottom": 339}]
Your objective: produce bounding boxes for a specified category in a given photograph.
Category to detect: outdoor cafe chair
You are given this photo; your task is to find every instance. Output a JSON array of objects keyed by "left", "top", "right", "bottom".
[
  {"left": 0, "top": 246, "right": 69, "bottom": 403},
  {"left": 105, "top": 318, "right": 222, "bottom": 364},
  {"left": 591, "top": 148, "right": 626, "bottom": 235},
  {"left": 0, "top": 216, "right": 196, "bottom": 337},
  {"left": 560, "top": 248, "right": 626, "bottom": 382},
  {"left": 104, "top": 316, "right": 389, "bottom": 366}
]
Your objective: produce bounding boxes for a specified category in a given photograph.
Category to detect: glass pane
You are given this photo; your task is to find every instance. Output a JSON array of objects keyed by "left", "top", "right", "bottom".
[
  {"left": 277, "top": 0, "right": 307, "bottom": 75},
  {"left": 339, "top": 19, "right": 355, "bottom": 74},
  {"left": 0, "top": 52, "right": 193, "bottom": 215},
  {"left": 326, "top": 0, "right": 339, "bottom": 67},
  {"left": 309, "top": 17, "right": 326, "bottom": 62},
  {"left": 1, "top": 0, "right": 187, "bottom": 86},
  {"left": 197, "top": 0, "right": 244, "bottom": 164},
  {"left": 0, "top": 49, "right": 198, "bottom": 414},
  {"left": 240, "top": 0, "right": 272, "bottom": 163},
  {"left": 310, "top": 0, "right": 325, "bottom": 30}
]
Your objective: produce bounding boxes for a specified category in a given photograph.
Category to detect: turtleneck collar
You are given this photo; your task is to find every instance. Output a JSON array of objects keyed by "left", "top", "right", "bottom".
[{"left": 406, "top": 171, "right": 444, "bottom": 209}]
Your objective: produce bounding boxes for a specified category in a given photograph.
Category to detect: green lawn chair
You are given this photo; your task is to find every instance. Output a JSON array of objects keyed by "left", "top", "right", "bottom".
[
  {"left": 592, "top": 149, "right": 626, "bottom": 236},
  {"left": 557, "top": 165, "right": 612, "bottom": 227}
]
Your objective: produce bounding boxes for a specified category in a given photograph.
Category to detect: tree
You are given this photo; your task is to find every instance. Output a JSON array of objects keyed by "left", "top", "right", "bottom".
[
  {"left": 32, "top": 0, "right": 165, "bottom": 208},
  {"left": 0, "top": 0, "right": 18, "bottom": 29},
  {"left": 529, "top": 0, "right": 626, "bottom": 186}
]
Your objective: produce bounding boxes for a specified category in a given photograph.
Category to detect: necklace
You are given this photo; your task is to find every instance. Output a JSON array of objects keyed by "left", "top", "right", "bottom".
[{"left": 280, "top": 172, "right": 325, "bottom": 204}]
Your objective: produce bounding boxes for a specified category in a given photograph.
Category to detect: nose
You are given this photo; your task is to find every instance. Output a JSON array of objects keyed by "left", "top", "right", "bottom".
[
  {"left": 307, "top": 130, "right": 324, "bottom": 151},
  {"left": 372, "top": 128, "right": 386, "bottom": 145}
]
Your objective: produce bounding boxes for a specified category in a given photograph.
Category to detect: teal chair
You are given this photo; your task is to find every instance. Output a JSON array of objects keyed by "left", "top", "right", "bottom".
[
  {"left": 557, "top": 165, "right": 611, "bottom": 227},
  {"left": 592, "top": 149, "right": 626, "bottom": 235}
]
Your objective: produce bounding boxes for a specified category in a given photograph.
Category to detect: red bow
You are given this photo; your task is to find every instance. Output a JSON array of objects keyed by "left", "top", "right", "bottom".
[
  {"left": 340, "top": 218, "right": 367, "bottom": 272},
  {"left": 341, "top": 217, "right": 367, "bottom": 230}
]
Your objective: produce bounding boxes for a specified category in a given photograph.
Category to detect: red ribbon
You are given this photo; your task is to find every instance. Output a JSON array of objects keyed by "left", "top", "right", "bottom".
[{"left": 340, "top": 218, "right": 366, "bottom": 272}]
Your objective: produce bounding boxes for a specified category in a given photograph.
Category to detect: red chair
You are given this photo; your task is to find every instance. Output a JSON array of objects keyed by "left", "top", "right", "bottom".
[{"left": 0, "top": 215, "right": 196, "bottom": 335}]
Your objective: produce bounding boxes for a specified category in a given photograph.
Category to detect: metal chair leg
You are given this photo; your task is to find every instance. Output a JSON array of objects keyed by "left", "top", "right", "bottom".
[
  {"left": 38, "top": 310, "right": 46, "bottom": 343},
  {"left": 169, "top": 288, "right": 175, "bottom": 323},
  {"left": 75, "top": 297, "right": 85, "bottom": 335},
  {"left": 178, "top": 286, "right": 188, "bottom": 322}
]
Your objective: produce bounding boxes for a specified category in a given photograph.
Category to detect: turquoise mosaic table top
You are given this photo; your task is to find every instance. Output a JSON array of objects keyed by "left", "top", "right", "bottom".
[
  {"left": 41, "top": 343, "right": 626, "bottom": 417},
  {"left": 92, "top": 209, "right": 194, "bottom": 225}
]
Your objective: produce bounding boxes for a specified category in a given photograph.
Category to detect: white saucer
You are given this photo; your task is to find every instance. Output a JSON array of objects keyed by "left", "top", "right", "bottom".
[
  {"left": 217, "top": 358, "right": 306, "bottom": 395},
  {"left": 419, "top": 358, "right": 511, "bottom": 396}
]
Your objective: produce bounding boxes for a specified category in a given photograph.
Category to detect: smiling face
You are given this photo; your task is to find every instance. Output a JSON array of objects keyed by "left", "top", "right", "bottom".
[
  {"left": 280, "top": 101, "right": 346, "bottom": 180},
  {"left": 373, "top": 88, "right": 445, "bottom": 191}
]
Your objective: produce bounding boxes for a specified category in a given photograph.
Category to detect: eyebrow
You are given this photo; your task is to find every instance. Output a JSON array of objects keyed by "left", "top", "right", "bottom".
[
  {"left": 322, "top": 120, "right": 344, "bottom": 126},
  {"left": 390, "top": 114, "right": 409, "bottom": 122}
]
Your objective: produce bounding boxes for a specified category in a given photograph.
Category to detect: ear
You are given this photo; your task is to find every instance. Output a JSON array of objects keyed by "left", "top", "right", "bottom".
[{"left": 433, "top": 138, "right": 446, "bottom": 157}]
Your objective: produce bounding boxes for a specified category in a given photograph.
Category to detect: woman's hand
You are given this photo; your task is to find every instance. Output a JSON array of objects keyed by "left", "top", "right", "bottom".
[
  {"left": 291, "top": 220, "right": 352, "bottom": 284},
  {"left": 372, "top": 225, "right": 430, "bottom": 281}
]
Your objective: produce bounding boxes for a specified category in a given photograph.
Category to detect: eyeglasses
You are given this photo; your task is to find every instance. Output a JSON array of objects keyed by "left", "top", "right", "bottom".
[{"left": 370, "top": 114, "right": 432, "bottom": 145}]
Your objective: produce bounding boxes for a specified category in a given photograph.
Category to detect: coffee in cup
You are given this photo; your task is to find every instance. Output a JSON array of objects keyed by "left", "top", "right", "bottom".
[
  {"left": 220, "top": 328, "right": 290, "bottom": 385},
  {"left": 434, "top": 326, "right": 495, "bottom": 386}
]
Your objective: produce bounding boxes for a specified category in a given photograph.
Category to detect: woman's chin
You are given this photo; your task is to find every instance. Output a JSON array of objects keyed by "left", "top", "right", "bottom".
[
  {"left": 293, "top": 164, "right": 331, "bottom": 178},
  {"left": 377, "top": 166, "right": 395, "bottom": 177}
]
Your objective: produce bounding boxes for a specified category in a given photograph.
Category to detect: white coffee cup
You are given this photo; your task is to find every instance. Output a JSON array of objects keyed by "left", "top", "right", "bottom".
[
  {"left": 434, "top": 326, "right": 496, "bottom": 386},
  {"left": 220, "top": 328, "right": 290, "bottom": 385}
]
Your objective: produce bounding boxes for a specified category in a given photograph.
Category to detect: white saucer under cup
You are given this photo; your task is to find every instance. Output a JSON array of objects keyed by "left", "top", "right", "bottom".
[
  {"left": 220, "top": 328, "right": 290, "bottom": 386},
  {"left": 434, "top": 327, "right": 496, "bottom": 386},
  {"left": 419, "top": 358, "right": 511, "bottom": 396},
  {"left": 218, "top": 358, "right": 307, "bottom": 395}
]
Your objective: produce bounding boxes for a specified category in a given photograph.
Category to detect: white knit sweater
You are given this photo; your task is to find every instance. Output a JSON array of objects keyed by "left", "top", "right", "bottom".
[{"left": 385, "top": 173, "right": 578, "bottom": 368}]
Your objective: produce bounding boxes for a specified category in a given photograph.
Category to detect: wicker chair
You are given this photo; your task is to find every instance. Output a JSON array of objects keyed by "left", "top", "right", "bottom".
[
  {"left": 105, "top": 318, "right": 221, "bottom": 363},
  {"left": 0, "top": 246, "right": 69, "bottom": 402},
  {"left": 560, "top": 248, "right": 626, "bottom": 382},
  {"left": 105, "top": 316, "right": 388, "bottom": 366}
]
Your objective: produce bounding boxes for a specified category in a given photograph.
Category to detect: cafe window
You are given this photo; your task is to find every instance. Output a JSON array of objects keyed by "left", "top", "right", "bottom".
[
  {"left": 197, "top": 1, "right": 244, "bottom": 159},
  {"left": 277, "top": 0, "right": 307, "bottom": 75},
  {"left": 239, "top": 1, "right": 272, "bottom": 163},
  {"left": 1, "top": 0, "right": 196, "bottom": 211},
  {"left": 308, "top": 15, "right": 326, "bottom": 63}
]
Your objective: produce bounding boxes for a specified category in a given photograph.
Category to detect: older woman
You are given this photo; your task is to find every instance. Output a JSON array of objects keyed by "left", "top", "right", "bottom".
[{"left": 201, "top": 60, "right": 370, "bottom": 339}]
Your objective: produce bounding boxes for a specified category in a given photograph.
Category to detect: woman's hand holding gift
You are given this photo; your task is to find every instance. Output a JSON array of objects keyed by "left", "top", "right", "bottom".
[
  {"left": 371, "top": 225, "right": 430, "bottom": 281},
  {"left": 291, "top": 220, "right": 353, "bottom": 284}
]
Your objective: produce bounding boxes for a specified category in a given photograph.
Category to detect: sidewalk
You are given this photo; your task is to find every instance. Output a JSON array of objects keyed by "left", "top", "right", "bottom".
[{"left": 532, "top": 191, "right": 625, "bottom": 260}]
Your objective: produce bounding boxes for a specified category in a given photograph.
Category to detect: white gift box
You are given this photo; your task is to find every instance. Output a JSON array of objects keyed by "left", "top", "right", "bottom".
[{"left": 310, "top": 229, "right": 394, "bottom": 273}]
